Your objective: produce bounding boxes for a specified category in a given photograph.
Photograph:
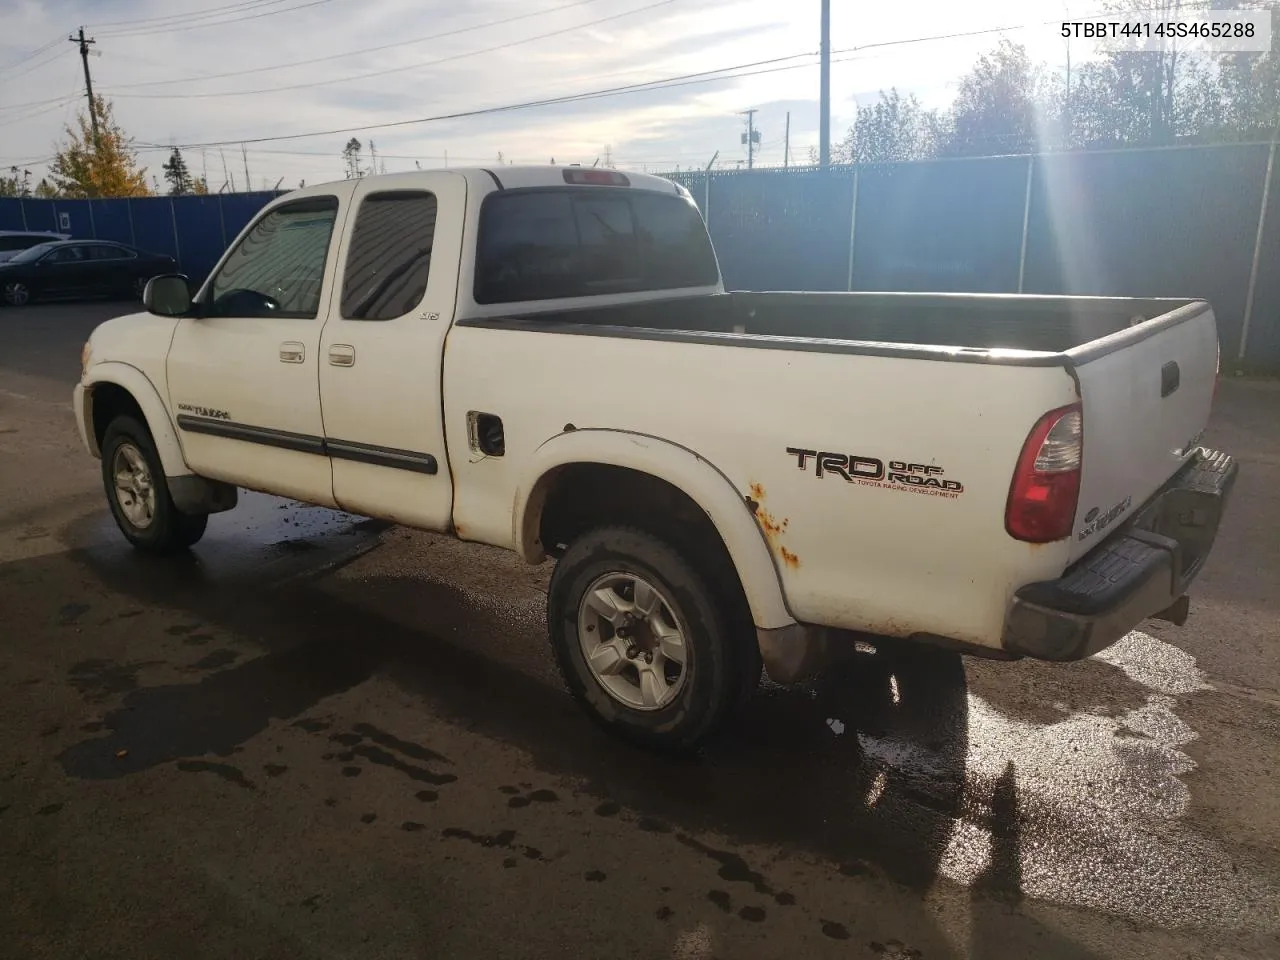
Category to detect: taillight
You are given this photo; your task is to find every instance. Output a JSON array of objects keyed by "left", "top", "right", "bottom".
[
  {"left": 1005, "top": 403, "right": 1083, "bottom": 543},
  {"left": 563, "top": 168, "right": 630, "bottom": 187}
]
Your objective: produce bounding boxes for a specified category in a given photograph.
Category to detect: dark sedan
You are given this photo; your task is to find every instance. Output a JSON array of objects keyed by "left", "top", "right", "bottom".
[{"left": 0, "top": 240, "right": 178, "bottom": 307}]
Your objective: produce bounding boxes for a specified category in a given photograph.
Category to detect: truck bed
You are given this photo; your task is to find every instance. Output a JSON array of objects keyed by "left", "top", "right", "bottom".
[{"left": 489, "top": 291, "right": 1201, "bottom": 355}]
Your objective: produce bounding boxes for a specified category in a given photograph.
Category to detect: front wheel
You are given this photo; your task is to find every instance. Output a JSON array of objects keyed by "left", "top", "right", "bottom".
[
  {"left": 547, "top": 526, "right": 753, "bottom": 751},
  {"left": 101, "top": 415, "right": 208, "bottom": 554}
]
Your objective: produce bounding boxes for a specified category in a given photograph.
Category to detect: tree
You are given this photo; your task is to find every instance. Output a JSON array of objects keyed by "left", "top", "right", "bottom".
[
  {"left": 835, "top": 88, "right": 943, "bottom": 163},
  {"left": 0, "top": 166, "right": 33, "bottom": 197},
  {"left": 162, "top": 147, "right": 194, "bottom": 195},
  {"left": 342, "top": 137, "right": 364, "bottom": 179},
  {"left": 941, "top": 40, "right": 1054, "bottom": 156},
  {"left": 46, "top": 95, "right": 149, "bottom": 198},
  {"left": 1064, "top": 0, "right": 1222, "bottom": 148}
]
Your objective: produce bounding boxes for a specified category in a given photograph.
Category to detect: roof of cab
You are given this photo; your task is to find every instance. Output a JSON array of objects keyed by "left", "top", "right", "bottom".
[
  {"left": 457, "top": 165, "right": 684, "bottom": 195},
  {"left": 292, "top": 166, "right": 685, "bottom": 197}
]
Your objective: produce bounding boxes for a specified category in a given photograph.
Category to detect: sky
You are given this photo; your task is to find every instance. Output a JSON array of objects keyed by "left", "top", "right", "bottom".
[{"left": 0, "top": 0, "right": 1095, "bottom": 189}]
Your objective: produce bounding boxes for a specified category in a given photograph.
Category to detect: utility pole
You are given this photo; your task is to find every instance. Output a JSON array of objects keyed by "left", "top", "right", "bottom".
[
  {"left": 740, "top": 109, "right": 760, "bottom": 169},
  {"left": 69, "top": 27, "right": 99, "bottom": 148},
  {"left": 784, "top": 111, "right": 791, "bottom": 169},
  {"left": 241, "top": 144, "right": 250, "bottom": 193},
  {"left": 369, "top": 140, "right": 379, "bottom": 176},
  {"left": 819, "top": 0, "right": 831, "bottom": 166}
]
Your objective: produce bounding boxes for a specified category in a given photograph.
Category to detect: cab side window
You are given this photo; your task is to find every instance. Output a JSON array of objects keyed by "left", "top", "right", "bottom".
[
  {"left": 340, "top": 191, "right": 437, "bottom": 321},
  {"left": 207, "top": 196, "right": 339, "bottom": 319}
]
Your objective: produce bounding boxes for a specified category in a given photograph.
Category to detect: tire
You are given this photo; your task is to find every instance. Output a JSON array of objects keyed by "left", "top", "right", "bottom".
[
  {"left": 3, "top": 280, "right": 32, "bottom": 307},
  {"left": 101, "top": 415, "right": 208, "bottom": 554},
  {"left": 547, "top": 525, "right": 755, "bottom": 751}
]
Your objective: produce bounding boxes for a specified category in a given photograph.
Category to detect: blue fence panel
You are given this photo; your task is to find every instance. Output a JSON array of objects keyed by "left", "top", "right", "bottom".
[
  {"left": 89, "top": 199, "right": 134, "bottom": 244},
  {"left": 172, "top": 195, "right": 230, "bottom": 282},
  {"left": 708, "top": 169, "right": 854, "bottom": 291},
  {"left": 1023, "top": 143, "right": 1270, "bottom": 358},
  {"left": 0, "top": 198, "right": 24, "bottom": 230},
  {"left": 1241, "top": 146, "right": 1280, "bottom": 368},
  {"left": 20, "top": 199, "right": 58, "bottom": 232},
  {"left": 128, "top": 197, "right": 179, "bottom": 263},
  {"left": 52, "top": 198, "right": 94, "bottom": 238},
  {"left": 852, "top": 156, "right": 1028, "bottom": 293}
]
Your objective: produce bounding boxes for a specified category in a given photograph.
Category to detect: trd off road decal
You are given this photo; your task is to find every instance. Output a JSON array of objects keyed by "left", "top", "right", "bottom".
[{"left": 786, "top": 448, "right": 965, "bottom": 499}]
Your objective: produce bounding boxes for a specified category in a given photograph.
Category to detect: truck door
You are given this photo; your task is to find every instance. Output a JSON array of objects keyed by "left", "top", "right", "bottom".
[
  {"left": 166, "top": 187, "right": 354, "bottom": 505},
  {"left": 317, "top": 172, "right": 463, "bottom": 530}
]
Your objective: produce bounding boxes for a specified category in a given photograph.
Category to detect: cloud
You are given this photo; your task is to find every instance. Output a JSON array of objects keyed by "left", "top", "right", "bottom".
[{"left": 0, "top": 0, "right": 1083, "bottom": 185}]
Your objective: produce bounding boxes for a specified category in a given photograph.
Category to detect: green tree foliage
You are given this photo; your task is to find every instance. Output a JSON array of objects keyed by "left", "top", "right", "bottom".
[
  {"left": 835, "top": 88, "right": 944, "bottom": 162},
  {"left": 46, "top": 95, "right": 149, "bottom": 198},
  {"left": 162, "top": 147, "right": 193, "bottom": 195},
  {"left": 0, "top": 166, "right": 33, "bottom": 197}
]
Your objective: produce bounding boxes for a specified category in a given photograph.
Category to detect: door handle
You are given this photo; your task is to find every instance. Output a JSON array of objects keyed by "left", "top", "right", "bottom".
[
  {"left": 280, "top": 341, "right": 305, "bottom": 363},
  {"left": 328, "top": 344, "right": 356, "bottom": 367}
]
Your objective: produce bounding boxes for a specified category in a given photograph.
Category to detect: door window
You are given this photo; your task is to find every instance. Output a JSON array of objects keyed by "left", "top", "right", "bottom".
[
  {"left": 340, "top": 191, "right": 437, "bottom": 321},
  {"left": 43, "top": 246, "right": 86, "bottom": 263},
  {"left": 206, "top": 196, "right": 339, "bottom": 318}
]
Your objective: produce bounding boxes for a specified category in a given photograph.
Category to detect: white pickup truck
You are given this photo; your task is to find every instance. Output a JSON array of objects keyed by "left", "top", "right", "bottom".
[{"left": 74, "top": 166, "right": 1238, "bottom": 748}]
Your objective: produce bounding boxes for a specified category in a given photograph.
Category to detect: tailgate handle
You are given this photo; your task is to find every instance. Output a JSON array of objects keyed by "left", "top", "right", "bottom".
[{"left": 1161, "top": 361, "right": 1180, "bottom": 397}]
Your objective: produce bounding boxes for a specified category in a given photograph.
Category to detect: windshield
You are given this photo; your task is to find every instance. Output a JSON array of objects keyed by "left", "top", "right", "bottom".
[{"left": 8, "top": 243, "right": 58, "bottom": 263}]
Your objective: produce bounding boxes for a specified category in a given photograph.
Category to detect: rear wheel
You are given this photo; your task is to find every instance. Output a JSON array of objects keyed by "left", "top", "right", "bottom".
[
  {"left": 101, "top": 415, "right": 207, "bottom": 554},
  {"left": 3, "top": 281, "right": 31, "bottom": 306},
  {"left": 547, "top": 526, "right": 754, "bottom": 751}
]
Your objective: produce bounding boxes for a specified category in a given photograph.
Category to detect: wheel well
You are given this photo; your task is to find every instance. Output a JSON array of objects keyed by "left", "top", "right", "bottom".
[
  {"left": 91, "top": 383, "right": 146, "bottom": 450},
  {"left": 537, "top": 463, "right": 751, "bottom": 625}
]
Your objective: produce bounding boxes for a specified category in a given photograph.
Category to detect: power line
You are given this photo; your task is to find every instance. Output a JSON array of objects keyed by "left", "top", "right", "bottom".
[
  {"left": 88, "top": 0, "right": 299, "bottom": 30},
  {"left": 0, "top": 35, "right": 64, "bottom": 77},
  {"left": 108, "top": 0, "right": 612, "bottom": 90},
  {"left": 112, "top": 0, "right": 678, "bottom": 100},
  {"left": 92, "top": 0, "right": 341, "bottom": 38},
  {"left": 141, "top": 52, "right": 824, "bottom": 149}
]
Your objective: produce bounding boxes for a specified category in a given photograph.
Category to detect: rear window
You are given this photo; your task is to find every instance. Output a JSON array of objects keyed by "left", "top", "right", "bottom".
[{"left": 474, "top": 187, "right": 719, "bottom": 304}]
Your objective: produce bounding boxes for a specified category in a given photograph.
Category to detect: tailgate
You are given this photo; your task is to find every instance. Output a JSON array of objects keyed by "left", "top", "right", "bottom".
[{"left": 1065, "top": 301, "right": 1219, "bottom": 563}]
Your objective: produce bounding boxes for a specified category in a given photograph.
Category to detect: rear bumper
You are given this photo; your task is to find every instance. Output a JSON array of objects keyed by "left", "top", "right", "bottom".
[{"left": 1001, "top": 447, "right": 1238, "bottom": 661}]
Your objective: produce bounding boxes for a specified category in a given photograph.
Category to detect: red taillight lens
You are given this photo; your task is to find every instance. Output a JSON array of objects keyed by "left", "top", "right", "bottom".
[{"left": 1005, "top": 403, "right": 1083, "bottom": 543}]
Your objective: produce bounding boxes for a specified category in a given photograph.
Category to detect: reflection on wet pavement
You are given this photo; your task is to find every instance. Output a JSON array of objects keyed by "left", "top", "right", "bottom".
[{"left": 38, "top": 494, "right": 1280, "bottom": 949}]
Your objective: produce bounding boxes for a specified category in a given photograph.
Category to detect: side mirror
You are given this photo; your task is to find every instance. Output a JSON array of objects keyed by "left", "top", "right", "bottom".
[{"left": 143, "top": 274, "right": 192, "bottom": 317}]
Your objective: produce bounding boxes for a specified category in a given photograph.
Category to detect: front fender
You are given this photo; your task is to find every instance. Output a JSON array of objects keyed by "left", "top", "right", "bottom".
[
  {"left": 511, "top": 428, "right": 795, "bottom": 632},
  {"left": 81, "top": 361, "right": 191, "bottom": 479}
]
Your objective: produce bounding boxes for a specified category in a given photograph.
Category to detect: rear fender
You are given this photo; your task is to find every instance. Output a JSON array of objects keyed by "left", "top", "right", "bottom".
[{"left": 512, "top": 428, "right": 795, "bottom": 632}]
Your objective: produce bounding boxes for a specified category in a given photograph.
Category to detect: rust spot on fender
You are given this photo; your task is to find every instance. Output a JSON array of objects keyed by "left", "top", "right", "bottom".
[
  {"left": 454, "top": 522, "right": 466, "bottom": 538},
  {"left": 748, "top": 481, "right": 765, "bottom": 501},
  {"left": 756, "top": 508, "right": 789, "bottom": 540},
  {"left": 779, "top": 547, "right": 800, "bottom": 569}
]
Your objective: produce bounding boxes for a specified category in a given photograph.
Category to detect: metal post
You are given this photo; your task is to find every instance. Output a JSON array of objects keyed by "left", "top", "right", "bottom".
[
  {"left": 169, "top": 197, "right": 182, "bottom": 266},
  {"left": 87, "top": 200, "right": 97, "bottom": 239},
  {"left": 1240, "top": 138, "right": 1276, "bottom": 363},
  {"left": 20, "top": 201, "right": 28, "bottom": 230},
  {"left": 703, "top": 150, "right": 718, "bottom": 230},
  {"left": 819, "top": 0, "right": 831, "bottom": 166},
  {"left": 846, "top": 165, "right": 860, "bottom": 291},
  {"left": 217, "top": 195, "right": 228, "bottom": 250},
  {"left": 126, "top": 199, "right": 136, "bottom": 246},
  {"left": 1017, "top": 155, "right": 1035, "bottom": 293}
]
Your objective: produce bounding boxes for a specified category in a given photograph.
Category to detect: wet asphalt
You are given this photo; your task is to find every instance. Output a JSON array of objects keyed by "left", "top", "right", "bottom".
[{"left": 1, "top": 302, "right": 1278, "bottom": 960}]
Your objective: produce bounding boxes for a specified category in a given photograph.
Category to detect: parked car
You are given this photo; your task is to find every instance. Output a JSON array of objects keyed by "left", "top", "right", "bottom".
[
  {"left": 0, "top": 229, "right": 71, "bottom": 263},
  {"left": 72, "top": 167, "right": 1237, "bottom": 749},
  {"left": 0, "top": 239, "right": 177, "bottom": 306}
]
